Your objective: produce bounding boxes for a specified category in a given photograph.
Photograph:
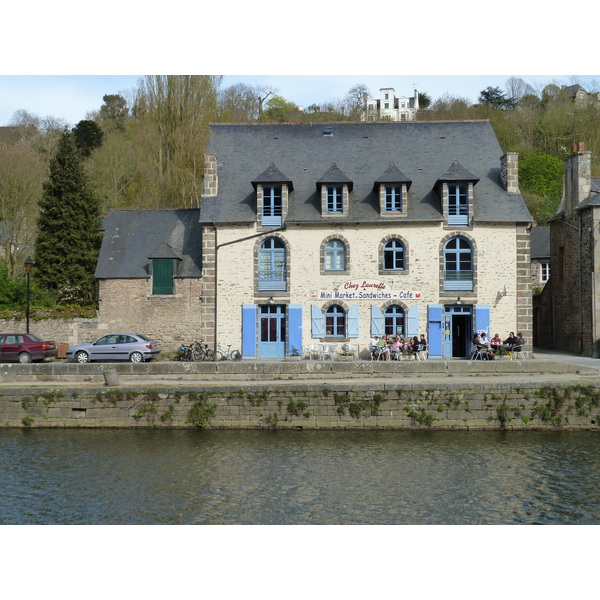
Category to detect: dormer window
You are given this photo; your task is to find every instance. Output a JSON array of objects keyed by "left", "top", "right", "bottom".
[
  {"left": 317, "top": 163, "right": 353, "bottom": 217},
  {"left": 327, "top": 186, "right": 344, "bottom": 213},
  {"left": 436, "top": 161, "right": 479, "bottom": 227},
  {"left": 385, "top": 185, "right": 402, "bottom": 212},
  {"left": 448, "top": 183, "right": 468, "bottom": 225},
  {"left": 374, "top": 163, "right": 411, "bottom": 217},
  {"left": 252, "top": 164, "right": 293, "bottom": 228},
  {"left": 262, "top": 185, "right": 282, "bottom": 226}
]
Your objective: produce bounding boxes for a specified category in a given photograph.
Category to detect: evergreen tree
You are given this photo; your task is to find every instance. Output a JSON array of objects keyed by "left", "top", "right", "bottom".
[{"left": 34, "top": 131, "right": 102, "bottom": 305}]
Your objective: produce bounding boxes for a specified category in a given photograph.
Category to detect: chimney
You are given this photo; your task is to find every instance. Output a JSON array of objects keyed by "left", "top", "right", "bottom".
[
  {"left": 500, "top": 152, "right": 519, "bottom": 194},
  {"left": 203, "top": 153, "right": 218, "bottom": 198},
  {"left": 564, "top": 146, "right": 591, "bottom": 214}
]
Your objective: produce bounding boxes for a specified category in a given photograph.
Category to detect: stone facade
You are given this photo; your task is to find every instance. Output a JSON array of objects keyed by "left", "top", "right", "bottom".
[
  {"left": 536, "top": 148, "right": 600, "bottom": 356},
  {"left": 201, "top": 123, "right": 533, "bottom": 360},
  {"left": 4, "top": 380, "right": 600, "bottom": 430},
  {"left": 97, "top": 277, "right": 205, "bottom": 347}
]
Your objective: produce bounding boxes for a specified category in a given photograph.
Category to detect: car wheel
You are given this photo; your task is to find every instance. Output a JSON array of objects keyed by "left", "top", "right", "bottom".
[
  {"left": 129, "top": 351, "right": 143, "bottom": 363},
  {"left": 75, "top": 351, "right": 90, "bottom": 364},
  {"left": 18, "top": 352, "right": 32, "bottom": 364}
]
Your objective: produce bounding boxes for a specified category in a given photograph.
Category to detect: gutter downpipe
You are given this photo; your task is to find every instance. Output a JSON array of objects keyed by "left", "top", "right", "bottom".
[{"left": 213, "top": 224, "right": 287, "bottom": 357}]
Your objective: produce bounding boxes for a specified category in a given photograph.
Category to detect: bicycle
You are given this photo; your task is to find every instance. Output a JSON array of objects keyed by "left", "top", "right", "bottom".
[
  {"left": 192, "top": 340, "right": 215, "bottom": 361},
  {"left": 179, "top": 341, "right": 215, "bottom": 361},
  {"left": 217, "top": 343, "right": 241, "bottom": 361}
]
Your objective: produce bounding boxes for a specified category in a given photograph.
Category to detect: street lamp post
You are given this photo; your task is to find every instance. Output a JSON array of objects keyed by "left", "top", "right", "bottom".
[{"left": 24, "top": 257, "right": 34, "bottom": 334}]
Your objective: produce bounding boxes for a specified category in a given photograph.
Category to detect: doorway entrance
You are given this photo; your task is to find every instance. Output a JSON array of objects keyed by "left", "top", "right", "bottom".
[
  {"left": 444, "top": 305, "right": 472, "bottom": 358},
  {"left": 258, "top": 304, "right": 286, "bottom": 358}
]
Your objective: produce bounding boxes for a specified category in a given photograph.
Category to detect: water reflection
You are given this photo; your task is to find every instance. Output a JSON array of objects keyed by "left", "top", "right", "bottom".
[{"left": 1, "top": 429, "right": 599, "bottom": 524}]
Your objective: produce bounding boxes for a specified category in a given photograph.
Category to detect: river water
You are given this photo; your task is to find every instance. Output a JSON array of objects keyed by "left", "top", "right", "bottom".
[{"left": 1, "top": 428, "right": 599, "bottom": 525}]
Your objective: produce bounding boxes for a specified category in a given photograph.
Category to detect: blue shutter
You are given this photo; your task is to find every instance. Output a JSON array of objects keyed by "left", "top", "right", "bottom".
[
  {"left": 370, "top": 305, "right": 383, "bottom": 336},
  {"left": 427, "top": 304, "right": 443, "bottom": 359},
  {"left": 311, "top": 305, "right": 323, "bottom": 338},
  {"left": 474, "top": 304, "right": 491, "bottom": 337},
  {"left": 407, "top": 304, "right": 419, "bottom": 337},
  {"left": 288, "top": 304, "right": 303, "bottom": 355},
  {"left": 347, "top": 305, "right": 359, "bottom": 338},
  {"left": 242, "top": 304, "right": 257, "bottom": 358}
]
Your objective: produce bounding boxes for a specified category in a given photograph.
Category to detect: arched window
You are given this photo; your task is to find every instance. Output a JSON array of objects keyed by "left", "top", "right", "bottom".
[
  {"left": 382, "top": 239, "right": 405, "bottom": 270},
  {"left": 324, "top": 239, "right": 346, "bottom": 271},
  {"left": 444, "top": 236, "right": 473, "bottom": 291},
  {"left": 325, "top": 305, "right": 346, "bottom": 337},
  {"left": 258, "top": 237, "right": 286, "bottom": 291},
  {"left": 384, "top": 305, "right": 405, "bottom": 335}
]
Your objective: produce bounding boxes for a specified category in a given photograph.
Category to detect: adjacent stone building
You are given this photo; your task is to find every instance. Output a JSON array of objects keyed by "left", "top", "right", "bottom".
[
  {"left": 199, "top": 121, "right": 533, "bottom": 359},
  {"left": 94, "top": 209, "right": 208, "bottom": 346},
  {"left": 535, "top": 145, "right": 600, "bottom": 355}
]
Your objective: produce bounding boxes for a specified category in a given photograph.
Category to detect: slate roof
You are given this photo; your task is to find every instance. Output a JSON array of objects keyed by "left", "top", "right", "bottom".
[
  {"left": 530, "top": 226, "right": 550, "bottom": 260},
  {"left": 95, "top": 209, "right": 202, "bottom": 279},
  {"left": 201, "top": 121, "right": 532, "bottom": 224}
]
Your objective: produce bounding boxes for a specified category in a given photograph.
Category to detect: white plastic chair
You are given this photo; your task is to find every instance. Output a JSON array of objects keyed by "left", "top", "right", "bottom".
[
  {"left": 321, "top": 344, "right": 337, "bottom": 360},
  {"left": 305, "top": 344, "right": 319, "bottom": 360}
]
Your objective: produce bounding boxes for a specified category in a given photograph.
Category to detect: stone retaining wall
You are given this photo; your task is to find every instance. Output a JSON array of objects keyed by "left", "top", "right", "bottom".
[{"left": 3, "top": 381, "right": 600, "bottom": 430}]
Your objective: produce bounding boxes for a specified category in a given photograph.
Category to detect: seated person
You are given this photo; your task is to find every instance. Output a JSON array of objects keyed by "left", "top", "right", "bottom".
[
  {"left": 370, "top": 335, "right": 381, "bottom": 357},
  {"left": 490, "top": 333, "right": 503, "bottom": 347},
  {"left": 515, "top": 332, "right": 524, "bottom": 348},
  {"left": 418, "top": 334, "right": 428, "bottom": 351},
  {"left": 377, "top": 335, "right": 391, "bottom": 360},
  {"left": 390, "top": 336, "right": 402, "bottom": 360},
  {"left": 503, "top": 332, "right": 519, "bottom": 349}
]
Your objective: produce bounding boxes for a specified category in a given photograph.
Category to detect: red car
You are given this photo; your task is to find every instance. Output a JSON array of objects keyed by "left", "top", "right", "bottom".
[{"left": 0, "top": 333, "right": 57, "bottom": 363}]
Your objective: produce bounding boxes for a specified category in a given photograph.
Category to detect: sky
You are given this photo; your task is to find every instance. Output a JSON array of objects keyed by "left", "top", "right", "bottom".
[
  {"left": 1, "top": 73, "right": 598, "bottom": 128},
  {"left": 1, "top": 4, "right": 598, "bottom": 127}
]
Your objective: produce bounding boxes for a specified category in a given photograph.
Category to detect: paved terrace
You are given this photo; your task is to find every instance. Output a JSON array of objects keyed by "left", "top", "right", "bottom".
[{"left": 1, "top": 348, "right": 599, "bottom": 389}]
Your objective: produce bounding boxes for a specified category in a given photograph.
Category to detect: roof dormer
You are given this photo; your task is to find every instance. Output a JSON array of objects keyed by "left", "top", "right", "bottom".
[
  {"left": 435, "top": 161, "right": 479, "bottom": 226},
  {"left": 316, "top": 163, "right": 353, "bottom": 217},
  {"left": 252, "top": 163, "right": 293, "bottom": 228},
  {"left": 374, "top": 162, "right": 412, "bottom": 217}
]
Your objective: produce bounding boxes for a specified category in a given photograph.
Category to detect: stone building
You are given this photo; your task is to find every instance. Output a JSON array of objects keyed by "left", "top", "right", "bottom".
[
  {"left": 530, "top": 226, "right": 550, "bottom": 289},
  {"left": 535, "top": 146, "right": 600, "bottom": 355},
  {"left": 94, "top": 209, "right": 208, "bottom": 347},
  {"left": 362, "top": 88, "right": 419, "bottom": 122},
  {"left": 199, "top": 121, "right": 533, "bottom": 359}
]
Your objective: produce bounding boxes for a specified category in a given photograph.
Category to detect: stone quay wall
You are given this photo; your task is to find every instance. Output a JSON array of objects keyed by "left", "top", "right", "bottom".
[{"left": 3, "top": 380, "right": 600, "bottom": 431}]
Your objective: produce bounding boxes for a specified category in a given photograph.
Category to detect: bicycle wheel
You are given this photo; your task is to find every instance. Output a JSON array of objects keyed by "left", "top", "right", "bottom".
[
  {"left": 232, "top": 350, "right": 241, "bottom": 361},
  {"left": 204, "top": 348, "right": 215, "bottom": 361},
  {"left": 216, "top": 351, "right": 226, "bottom": 361}
]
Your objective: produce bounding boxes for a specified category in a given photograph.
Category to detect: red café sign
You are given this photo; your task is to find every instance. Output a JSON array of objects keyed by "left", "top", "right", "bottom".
[{"left": 307, "top": 279, "right": 422, "bottom": 301}]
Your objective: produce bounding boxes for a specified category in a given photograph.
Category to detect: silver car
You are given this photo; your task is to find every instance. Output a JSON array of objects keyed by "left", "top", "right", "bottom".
[{"left": 66, "top": 333, "right": 161, "bottom": 363}]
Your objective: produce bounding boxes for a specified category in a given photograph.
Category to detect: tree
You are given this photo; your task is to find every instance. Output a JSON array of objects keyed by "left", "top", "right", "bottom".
[
  {"left": 345, "top": 83, "right": 369, "bottom": 119},
  {"left": 0, "top": 144, "right": 45, "bottom": 278},
  {"left": 260, "top": 95, "right": 300, "bottom": 122},
  {"left": 130, "top": 75, "right": 222, "bottom": 207},
  {"left": 98, "top": 94, "right": 129, "bottom": 132},
  {"left": 418, "top": 91, "right": 432, "bottom": 109},
  {"left": 478, "top": 86, "right": 515, "bottom": 110},
  {"left": 519, "top": 151, "right": 564, "bottom": 224},
  {"left": 34, "top": 131, "right": 102, "bottom": 305},
  {"left": 72, "top": 120, "right": 104, "bottom": 158},
  {"left": 505, "top": 77, "right": 536, "bottom": 104}
]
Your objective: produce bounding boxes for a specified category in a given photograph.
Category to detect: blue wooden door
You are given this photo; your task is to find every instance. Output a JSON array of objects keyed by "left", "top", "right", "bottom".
[{"left": 259, "top": 304, "right": 286, "bottom": 358}]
